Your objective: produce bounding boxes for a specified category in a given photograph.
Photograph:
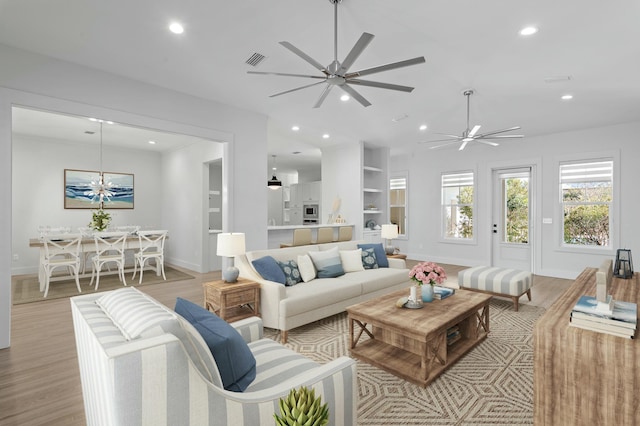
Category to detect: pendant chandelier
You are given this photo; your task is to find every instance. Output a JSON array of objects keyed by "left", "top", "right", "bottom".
[
  {"left": 84, "top": 120, "right": 114, "bottom": 207},
  {"left": 268, "top": 154, "right": 282, "bottom": 190}
]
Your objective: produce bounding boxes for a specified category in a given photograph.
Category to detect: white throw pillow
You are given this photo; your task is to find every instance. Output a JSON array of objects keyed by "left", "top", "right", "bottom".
[
  {"left": 340, "top": 248, "right": 365, "bottom": 273},
  {"left": 297, "top": 254, "right": 316, "bottom": 282}
]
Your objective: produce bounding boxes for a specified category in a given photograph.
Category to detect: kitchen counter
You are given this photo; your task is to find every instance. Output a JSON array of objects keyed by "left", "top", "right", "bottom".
[
  {"left": 267, "top": 224, "right": 355, "bottom": 249},
  {"left": 267, "top": 223, "right": 354, "bottom": 231}
]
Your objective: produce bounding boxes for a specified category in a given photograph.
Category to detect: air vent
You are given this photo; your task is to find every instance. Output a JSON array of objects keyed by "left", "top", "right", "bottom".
[
  {"left": 544, "top": 75, "right": 572, "bottom": 83},
  {"left": 245, "top": 52, "right": 266, "bottom": 67},
  {"left": 84, "top": 131, "right": 95, "bottom": 134}
]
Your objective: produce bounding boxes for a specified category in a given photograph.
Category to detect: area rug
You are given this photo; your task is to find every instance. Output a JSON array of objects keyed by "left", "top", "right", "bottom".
[
  {"left": 12, "top": 266, "right": 195, "bottom": 304},
  {"left": 264, "top": 299, "right": 544, "bottom": 425}
]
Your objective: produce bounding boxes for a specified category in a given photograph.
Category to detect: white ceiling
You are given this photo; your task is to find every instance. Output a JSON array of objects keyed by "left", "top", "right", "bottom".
[{"left": 2, "top": 0, "right": 639, "bottom": 172}]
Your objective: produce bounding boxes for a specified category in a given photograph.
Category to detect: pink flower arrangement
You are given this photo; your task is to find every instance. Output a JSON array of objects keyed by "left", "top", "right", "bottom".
[{"left": 409, "top": 261, "right": 447, "bottom": 286}]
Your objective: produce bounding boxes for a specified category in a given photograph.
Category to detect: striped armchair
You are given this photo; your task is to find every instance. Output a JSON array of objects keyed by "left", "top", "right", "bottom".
[{"left": 71, "top": 287, "right": 357, "bottom": 426}]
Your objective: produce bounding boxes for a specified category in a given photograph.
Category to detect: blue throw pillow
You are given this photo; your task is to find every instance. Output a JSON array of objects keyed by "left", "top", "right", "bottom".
[
  {"left": 252, "top": 255, "right": 286, "bottom": 284},
  {"left": 361, "top": 247, "right": 379, "bottom": 270},
  {"left": 276, "top": 259, "right": 302, "bottom": 286},
  {"left": 174, "top": 298, "right": 256, "bottom": 392},
  {"left": 357, "top": 243, "right": 389, "bottom": 268},
  {"left": 308, "top": 247, "right": 345, "bottom": 278}
]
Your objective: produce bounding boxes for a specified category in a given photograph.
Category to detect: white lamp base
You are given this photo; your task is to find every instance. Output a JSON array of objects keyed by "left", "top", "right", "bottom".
[{"left": 222, "top": 266, "right": 239, "bottom": 283}]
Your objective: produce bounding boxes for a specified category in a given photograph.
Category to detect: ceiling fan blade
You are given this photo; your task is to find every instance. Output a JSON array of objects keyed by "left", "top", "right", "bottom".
[
  {"left": 348, "top": 79, "right": 414, "bottom": 93},
  {"left": 338, "top": 32, "right": 375, "bottom": 75},
  {"left": 479, "top": 134, "right": 524, "bottom": 139},
  {"left": 345, "top": 56, "right": 426, "bottom": 78},
  {"left": 468, "top": 125, "right": 481, "bottom": 137},
  {"left": 340, "top": 84, "right": 372, "bottom": 107},
  {"left": 269, "top": 81, "right": 326, "bottom": 98},
  {"left": 427, "top": 140, "right": 463, "bottom": 149},
  {"left": 476, "top": 140, "right": 500, "bottom": 147},
  {"left": 458, "top": 140, "right": 469, "bottom": 151},
  {"left": 313, "top": 85, "right": 334, "bottom": 109},
  {"left": 419, "top": 137, "right": 462, "bottom": 144},
  {"left": 475, "top": 126, "right": 522, "bottom": 138},
  {"left": 279, "top": 41, "right": 329, "bottom": 74},
  {"left": 435, "top": 132, "right": 464, "bottom": 138},
  {"left": 247, "top": 71, "right": 325, "bottom": 80}
]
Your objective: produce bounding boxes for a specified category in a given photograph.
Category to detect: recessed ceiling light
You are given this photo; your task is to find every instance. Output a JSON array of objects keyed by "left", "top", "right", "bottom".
[
  {"left": 561, "top": 94, "right": 573, "bottom": 100},
  {"left": 291, "top": 125, "right": 300, "bottom": 131},
  {"left": 169, "top": 22, "right": 184, "bottom": 34},
  {"left": 322, "top": 134, "right": 330, "bottom": 139},
  {"left": 88, "top": 117, "right": 98, "bottom": 122},
  {"left": 340, "top": 94, "right": 350, "bottom": 102},
  {"left": 148, "top": 140, "right": 156, "bottom": 145},
  {"left": 419, "top": 124, "right": 428, "bottom": 131},
  {"left": 520, "top": 26, "right": 538, "bottom": 36}
]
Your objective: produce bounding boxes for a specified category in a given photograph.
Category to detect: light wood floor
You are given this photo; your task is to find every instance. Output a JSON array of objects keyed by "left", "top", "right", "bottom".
[{"left": 0, "top": 262, "right": 572, "bottom": 426}]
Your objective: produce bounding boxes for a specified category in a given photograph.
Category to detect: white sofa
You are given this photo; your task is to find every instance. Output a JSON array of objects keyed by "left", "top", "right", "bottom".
[
  {"left": 71, "top": 287, "right": 357, "bottom": 426},
  {"left": 236, "top": 240, "right": 410, "bottom": 342}
]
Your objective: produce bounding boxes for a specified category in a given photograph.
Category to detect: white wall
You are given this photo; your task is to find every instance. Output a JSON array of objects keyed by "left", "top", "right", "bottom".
[
  {"left": 0, "top": 43, "right": 268, "bottom": 348},
  {"left": 391, "top": 121, "right": 640, "bottom": 279},
  {"left": 321, "top": 143, "right": 361, "bottom": 233},
  {"left": 11, "top": 134, "right": 163, "bottom": 274}
]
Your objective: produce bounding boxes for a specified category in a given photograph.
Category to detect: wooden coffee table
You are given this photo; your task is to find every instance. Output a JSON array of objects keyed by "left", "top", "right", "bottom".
[{"left": 347, "top": 288, "right": 491, "bottom": 387}]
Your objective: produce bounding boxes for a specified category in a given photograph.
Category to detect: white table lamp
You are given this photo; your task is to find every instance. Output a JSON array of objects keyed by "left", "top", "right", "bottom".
[
  {"left": 216, "top": 232, "right": 246, "bottom": 283},
  {"left": 381, "top": 224, "right": 398, "bottom": 255}
]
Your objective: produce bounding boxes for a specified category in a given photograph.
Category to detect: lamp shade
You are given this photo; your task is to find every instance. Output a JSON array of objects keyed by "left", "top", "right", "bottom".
[
  {"left": 267, "top": 176, "right": 282, "bottom": 189},
  {"left": 216, "top": 232, "right": 246, "bottom": 257},
  {"left": 381, "top": 224, "right": 399, "bottom": 239}
]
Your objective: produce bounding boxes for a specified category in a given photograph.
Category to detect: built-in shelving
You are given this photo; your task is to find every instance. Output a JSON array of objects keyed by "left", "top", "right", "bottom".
[{"left": 362, "top": 143, "right": 389, "bottom": 231}]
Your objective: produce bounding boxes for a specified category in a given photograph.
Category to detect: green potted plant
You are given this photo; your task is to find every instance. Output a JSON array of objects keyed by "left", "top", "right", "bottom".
[
  {"left": 89, "top": 208, "right": 111, "bottom": 232},
  {"left": 274, "top": 386, "right": 329, "bottom": 426}
]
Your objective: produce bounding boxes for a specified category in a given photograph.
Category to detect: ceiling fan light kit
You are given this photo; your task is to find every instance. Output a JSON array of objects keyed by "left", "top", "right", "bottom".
[
  {"left": 424, "top": 89, "right": 524, "bottom": 151},
  {"left": 248, "top": 0, "right": 425, "bottom": 108}
]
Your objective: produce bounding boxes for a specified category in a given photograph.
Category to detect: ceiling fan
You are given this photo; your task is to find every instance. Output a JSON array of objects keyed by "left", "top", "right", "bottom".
[
  {"left": 424, "top": 90, "right": 524, "bottom": 151},
  {"left": 247, "top": 0, "right": 425, "bottom": 108}
]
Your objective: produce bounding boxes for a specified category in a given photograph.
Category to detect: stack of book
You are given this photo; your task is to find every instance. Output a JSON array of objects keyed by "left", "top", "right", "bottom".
[
  {"left": 446, "top": 325, "right": 461, "bottom": 346},
  {"left": 434, "top": 286, "right": 455, "bottom": 300},
  {"left": 569, "top": 295, "right": 637, "bottom": 339}
]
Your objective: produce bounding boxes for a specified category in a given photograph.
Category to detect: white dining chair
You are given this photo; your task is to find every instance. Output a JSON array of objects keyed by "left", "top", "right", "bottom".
[
  {"left": 131, "top": 230, "right": 168, "bottom": 284},
  {"left": 42, "top": 233, "right": 83, "bottom": 298},
  {"left": 89, "top": 231, "right": 128, "bottom": 290}
]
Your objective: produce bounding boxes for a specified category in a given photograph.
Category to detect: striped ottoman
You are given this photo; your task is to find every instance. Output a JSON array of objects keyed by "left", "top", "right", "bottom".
[{"left": 458, "top": 266, "right": 533, "bottom": 311}]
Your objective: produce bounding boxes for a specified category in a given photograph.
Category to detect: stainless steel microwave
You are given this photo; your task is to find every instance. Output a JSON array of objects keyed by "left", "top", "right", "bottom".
[{"left": 303, "top": 204, "right": 318, "bottom": 219}]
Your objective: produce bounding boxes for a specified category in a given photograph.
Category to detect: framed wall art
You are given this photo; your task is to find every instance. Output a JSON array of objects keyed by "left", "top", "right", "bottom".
[{"left": 64, "top": 169, "right": 134, "bottom": 209}]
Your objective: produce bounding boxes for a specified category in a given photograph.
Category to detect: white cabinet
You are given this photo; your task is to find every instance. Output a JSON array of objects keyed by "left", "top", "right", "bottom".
[
  {"left": 363, "top": 230, "right": 382, "bottom": 243},
  {"left": 301, "top": 181, "right": 321, "bottom": 202},
  {"left": 292, "top": 181, "right": 321, "bottom": 205},
  {"left": 289, "top": 208, "right": 302, "bottom": 225},
  {"left": 290, "top": 184, "right": 301, "bottom": 208}
]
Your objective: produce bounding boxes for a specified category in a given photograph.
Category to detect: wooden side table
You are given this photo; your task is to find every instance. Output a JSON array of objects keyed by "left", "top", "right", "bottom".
[
  {"left": 203, "top": 278, "right": 260, "bottom": 322},
  {"left": 387, "top": 253, "right": 407, "bottom": 260}
]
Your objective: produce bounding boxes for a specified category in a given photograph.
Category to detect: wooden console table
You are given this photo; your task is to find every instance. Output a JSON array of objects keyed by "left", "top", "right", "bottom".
[{"left": 533, "top": 268, "right": 639, "bottom": 425}]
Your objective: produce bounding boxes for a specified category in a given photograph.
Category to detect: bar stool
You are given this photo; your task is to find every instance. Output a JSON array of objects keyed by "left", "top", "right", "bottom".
[
  {"left": 316, "top": 227, "right": 333, "bottom": 244},
  {"left": 337, "top": 226, "right": 352, "bottom": 241}
]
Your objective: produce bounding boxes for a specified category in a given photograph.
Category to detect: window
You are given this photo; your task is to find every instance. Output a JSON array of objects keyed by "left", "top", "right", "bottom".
[
  {"left": 389, "top": 174, "right": 407, "bottom": 237},
  {"left": 560, "top": 160, "right": 612, "bottom": 247},
  {"left": 442, "top": 171, "right": 474, "bottom": 240}
]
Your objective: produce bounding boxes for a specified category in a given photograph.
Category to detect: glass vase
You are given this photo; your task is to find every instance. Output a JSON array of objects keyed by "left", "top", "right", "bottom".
[{"left": 422, "top": 284, "right": 434, "bottom": 302}]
